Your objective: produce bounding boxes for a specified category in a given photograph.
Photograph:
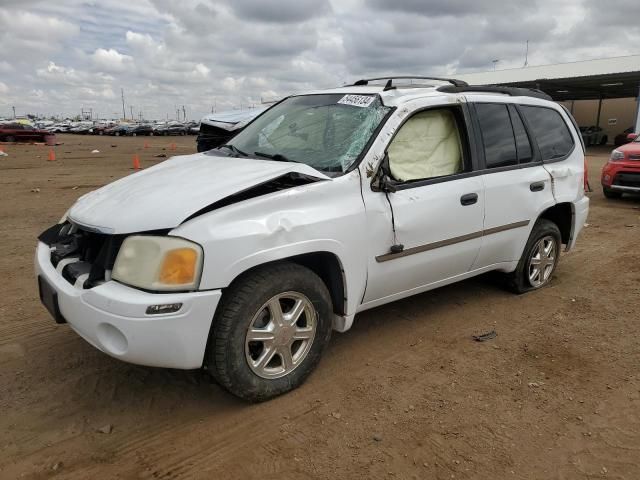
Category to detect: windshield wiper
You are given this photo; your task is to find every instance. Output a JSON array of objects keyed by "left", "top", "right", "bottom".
[
  {"left": 218, "top": 144, "right": 248, "bottom": 157},
  {"left": 253, "top": 151, "right": 299, "bottom": 163}
]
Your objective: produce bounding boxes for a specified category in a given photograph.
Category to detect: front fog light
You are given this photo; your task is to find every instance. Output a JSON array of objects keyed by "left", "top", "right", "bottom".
[{"left": 146, "top": 303, "right": 183, "bottom": 315}]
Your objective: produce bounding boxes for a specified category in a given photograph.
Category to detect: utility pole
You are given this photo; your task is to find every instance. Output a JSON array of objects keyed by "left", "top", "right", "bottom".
[
  {"left": 492, "top": 59, "right": 500, "bottom": 71},
  {"left": 12, "top": 106, "right": 16, "bottom": 118},
  {"left": 130, "top": 105, "right": 134, "bottom": 120},
  {"left": 524, "top": 40, "right": 529, "bottom": 67},
  {"left": 121, "top": 88, "right": 126, "bottom": 120},
  {"left": 182, "top": 105, "right": 186, "bottom": 121}
]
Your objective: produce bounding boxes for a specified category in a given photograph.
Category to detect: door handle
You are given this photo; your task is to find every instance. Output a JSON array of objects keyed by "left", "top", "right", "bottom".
[
  {"left": 530, "top": 181, "right": 545, "bottom": 192},
  {"left": 460, "top": 193, "right": 478, "bottom": 206}
]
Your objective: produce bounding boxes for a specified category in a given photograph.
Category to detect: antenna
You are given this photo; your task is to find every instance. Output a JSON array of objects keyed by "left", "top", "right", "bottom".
[
  {"left": 524, "top": 40, "right": 529, "bottom": 67},
  {"left": 121, "top": 88, "right": 126, "bottom": 120}
]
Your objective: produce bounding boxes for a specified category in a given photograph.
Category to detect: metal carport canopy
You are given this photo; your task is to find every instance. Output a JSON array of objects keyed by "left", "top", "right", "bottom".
[{"left": 455, "top": 55, "right": 640, "bottom": 132}]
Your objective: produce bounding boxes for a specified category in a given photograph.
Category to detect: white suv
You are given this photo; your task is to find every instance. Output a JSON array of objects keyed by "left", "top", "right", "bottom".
[{"left": 36, "top": 77, "right": 589, "bottom": 401}]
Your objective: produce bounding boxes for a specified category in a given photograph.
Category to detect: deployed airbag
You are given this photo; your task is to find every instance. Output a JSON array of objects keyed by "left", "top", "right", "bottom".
[{"left": 388, "top": 109, "right": 462, "bottom": 182}]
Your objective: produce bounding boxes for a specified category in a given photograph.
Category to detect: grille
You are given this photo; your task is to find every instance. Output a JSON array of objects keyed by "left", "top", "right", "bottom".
[
  {"left": 39, "top": 223, "right": 124, "bottom": 288},
  {"left": 613, "top": 172, "right": 640, "bottom": 188},
  {"left": 628, "top": 154, "right": 640, "bottom": 161}
]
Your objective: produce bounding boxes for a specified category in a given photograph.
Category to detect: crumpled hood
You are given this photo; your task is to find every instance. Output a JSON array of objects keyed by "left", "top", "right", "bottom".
[{"left": 69, "top": 152, "right": 328, "bottom": 234}]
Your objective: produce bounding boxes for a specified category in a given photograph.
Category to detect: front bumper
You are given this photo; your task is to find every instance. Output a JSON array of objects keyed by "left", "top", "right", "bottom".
[{"left": 35, "top": 242, "right": 221, "bottom": 369}]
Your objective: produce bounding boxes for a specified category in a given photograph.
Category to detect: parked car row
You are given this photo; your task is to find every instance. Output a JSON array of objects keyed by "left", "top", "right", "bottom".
[{"left": 42, "top": 121, "right": 199, "bottom": 136}]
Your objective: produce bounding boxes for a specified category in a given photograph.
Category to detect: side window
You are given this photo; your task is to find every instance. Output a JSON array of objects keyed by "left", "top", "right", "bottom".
[
  {"left": 387, "top": 108, "right": 464, "bottom": 182},
  {"left": 520, "top": 106, "right": 574, "bottom": 160},
  {"left": 475, "top": 103, "right": 517, "bottom": 168},
  {"left": 509, "top": 107, "right": 533, "bottom": 163}
]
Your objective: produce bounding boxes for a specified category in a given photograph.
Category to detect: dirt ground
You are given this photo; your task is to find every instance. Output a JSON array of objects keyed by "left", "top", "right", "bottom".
[{"left": 0, "top": 134, "right": 639, "bottom": 480}]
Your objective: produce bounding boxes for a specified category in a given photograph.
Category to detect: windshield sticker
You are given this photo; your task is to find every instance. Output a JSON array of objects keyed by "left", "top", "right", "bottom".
[{"left": 338, "top": 95, "right": 375, "bottom": 108}]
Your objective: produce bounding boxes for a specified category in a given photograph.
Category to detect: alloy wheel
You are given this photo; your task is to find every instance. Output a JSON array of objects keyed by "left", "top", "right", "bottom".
[
  {"left": 527, "top": 235, "right": 557, "bottom": 287},
  {"left": 245, "top": 292, "right": 316, "bottom": 379}
]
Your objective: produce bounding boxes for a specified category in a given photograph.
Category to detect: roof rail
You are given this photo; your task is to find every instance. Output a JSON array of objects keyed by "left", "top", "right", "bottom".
[
  {"left": 352, "top": 76, "right": 469, "bottom": 90},
  {"left": 436, "top": 85, "right": 552, "bottom": 100}
]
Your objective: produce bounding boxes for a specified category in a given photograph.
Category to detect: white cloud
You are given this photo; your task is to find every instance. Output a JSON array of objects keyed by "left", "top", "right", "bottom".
[
  {"left": 1, "top": 0, "right": 639, "bottom": 120},
  {"left": 92, "top": 48, "right": 134, "bottom": 73}
]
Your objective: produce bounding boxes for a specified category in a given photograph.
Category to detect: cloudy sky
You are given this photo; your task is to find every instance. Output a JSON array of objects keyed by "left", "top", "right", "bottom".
[{"left": 1, "top": 0, "right": 638, "bottom": 121}]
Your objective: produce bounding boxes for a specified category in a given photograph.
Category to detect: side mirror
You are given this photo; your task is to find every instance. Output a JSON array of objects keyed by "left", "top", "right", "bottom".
[
  {"left": 627, "top": 133, "right": 638, "bottom": 141},
  {"left": 371, "top": 153, "right": 397, "bottom": 193}
]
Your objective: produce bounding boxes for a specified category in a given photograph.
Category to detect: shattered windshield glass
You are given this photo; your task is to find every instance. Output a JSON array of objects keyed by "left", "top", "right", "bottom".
[{"left": 226, "top": 94, "right": 391, "bottom": 173}]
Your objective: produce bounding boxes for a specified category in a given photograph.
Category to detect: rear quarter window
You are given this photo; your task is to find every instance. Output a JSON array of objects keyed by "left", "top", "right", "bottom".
[{"left": 520, "top": 106, "right": 574, "bottom": 160}]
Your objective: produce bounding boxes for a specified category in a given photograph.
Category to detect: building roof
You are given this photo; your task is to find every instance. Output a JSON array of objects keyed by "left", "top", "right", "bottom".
[{"left": 454, "top": 55, "right": 640, "bottom": 101}]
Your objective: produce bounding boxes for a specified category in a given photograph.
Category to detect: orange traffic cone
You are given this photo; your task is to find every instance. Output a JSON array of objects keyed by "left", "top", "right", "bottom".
[
  {"left": 144, "top": 141, "right": 149, "bottom": 149},
  {"left": 132, "top": 154, "right": 141, "bottom": 170},
  {"left": 47, "top": 149, "right": 56, "bottom": 161},
  {"left": 170, "top": 142, "right": 176, "bottom": 151}
]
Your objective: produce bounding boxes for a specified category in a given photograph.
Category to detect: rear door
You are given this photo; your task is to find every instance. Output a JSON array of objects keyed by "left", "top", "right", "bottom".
[
  {"left": 519, "top": 105, "right": 584, "bottom": 204},
  {"left": 470, "top": 101, "right": 556, "bottom": 268}
]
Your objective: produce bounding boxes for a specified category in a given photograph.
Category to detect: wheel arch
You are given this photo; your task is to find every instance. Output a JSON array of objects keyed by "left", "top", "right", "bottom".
[
  {"left": 223, "top": 251, "right": 347, "bottom": 317},
  {"left": 537, "top": 202, "right": 573, "bottom": 245}
]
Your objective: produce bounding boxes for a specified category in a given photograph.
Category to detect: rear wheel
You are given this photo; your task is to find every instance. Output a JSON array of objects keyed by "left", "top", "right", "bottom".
[
  {"left": 506, "top": 219, "right": 561, "bottom": 294},
  {"left": 5, "top": 135, "right": 15, "bottom": 143},
  {"left": 208, "top": 262, "right": 333, "bottom": 402},
  {"left": 603, "top": 187, "right": 622, "bottom": 199}
]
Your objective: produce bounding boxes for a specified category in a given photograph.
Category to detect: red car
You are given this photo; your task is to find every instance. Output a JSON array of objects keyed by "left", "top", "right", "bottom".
[
  {"left": 0, "top": 123, "right": 54, "bottom": 143},
  {"left": 601, "top": 133, "right": 640, "bottom": 198}
]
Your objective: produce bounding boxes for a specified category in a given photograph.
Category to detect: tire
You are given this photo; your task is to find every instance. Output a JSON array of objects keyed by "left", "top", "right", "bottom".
[
  {"left": 506, "top": 218, "right": 562, "bottom": 294},
  {"left": 115, "top": 132, "right": 120, "bottom": 137},
  {"left": 98, "top": 131, "right": 104, "bottom": 136},
  {"left": 132, "top": 132, "right": 137, "bottom": 137},
  {"left": 6, "top": 136, "right": 15, "bottom": 143},
  {"left": 208, "top": 262, "right": 333, "bottom": 402},
  {"left": 603, "top": 187, "right": 622, "bottom": 199}
]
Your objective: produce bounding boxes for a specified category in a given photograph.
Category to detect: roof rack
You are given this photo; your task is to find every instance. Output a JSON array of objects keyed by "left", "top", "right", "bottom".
[
  {"left": 352, "top": 76, "right": 469, "bottom": 91},
  {"left": 436, "top": 85, "right": 552, "bottom": 100}
]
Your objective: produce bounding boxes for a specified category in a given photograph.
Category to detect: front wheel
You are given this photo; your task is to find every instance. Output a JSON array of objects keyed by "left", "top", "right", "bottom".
[
  {"left": 208, "top": 262, "right": 333, "bottom": 402},
  {"left": 506, "top": 219, "right": 561, "bottom": 294}
]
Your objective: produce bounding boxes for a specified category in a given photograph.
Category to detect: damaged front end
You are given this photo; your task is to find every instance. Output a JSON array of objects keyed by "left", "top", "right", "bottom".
[{"left": 38, "top": 222, "right": 165, "bottom": 290}]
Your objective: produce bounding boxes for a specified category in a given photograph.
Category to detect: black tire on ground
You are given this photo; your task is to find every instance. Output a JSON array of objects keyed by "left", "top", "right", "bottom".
[
  {"left": 132, "top": 132, "right": 137, "bottom": 137},
  {"left": 506, "top": 218, "right": 562, "bottom": 294},
  {"left": 115, "top": 132, "right": 120, "bottom": 136},
  {"left": 98, "top": 131, "right": 104, "bottom": 135},
  {"left": 5, "top": 136, "right": 15, "bottom": 143},
  {"left": 208, "top": 262, "right": 333, "bottom": 402},
  {"left": 603, "top": 187, "right": 622, "bottom": 199}
]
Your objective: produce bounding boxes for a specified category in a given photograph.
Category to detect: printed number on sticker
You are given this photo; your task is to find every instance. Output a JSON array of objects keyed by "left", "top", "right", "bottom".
[{"left": 338, "top": 95, "right": 375, "bottom": 108}]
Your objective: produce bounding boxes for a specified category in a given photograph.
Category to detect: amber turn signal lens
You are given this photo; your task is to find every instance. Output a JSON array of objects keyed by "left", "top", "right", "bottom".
[{"left": 159, "top": 248, "right": 198, "bottom": 285}]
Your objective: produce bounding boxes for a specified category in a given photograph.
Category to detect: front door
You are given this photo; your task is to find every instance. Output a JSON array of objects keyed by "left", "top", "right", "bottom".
[{"left": 360, "top": 102, "right": 484, "bottom": 307}]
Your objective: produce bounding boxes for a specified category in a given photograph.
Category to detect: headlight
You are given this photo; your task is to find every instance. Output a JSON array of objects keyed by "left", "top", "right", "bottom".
[
  {"left": 112, "top": 236, "right": 203, "bottom": 291},
  {"left": 610, "top": 150, "right": 625, "bottom": 162}
]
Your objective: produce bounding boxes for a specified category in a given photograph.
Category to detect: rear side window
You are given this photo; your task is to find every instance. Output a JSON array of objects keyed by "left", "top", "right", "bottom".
[
  {"left": 475, "top": 103, "right": 517, "bottom": 168},
  {"left": 520, "top": 106, "right": 574, "bottom": 160}
]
